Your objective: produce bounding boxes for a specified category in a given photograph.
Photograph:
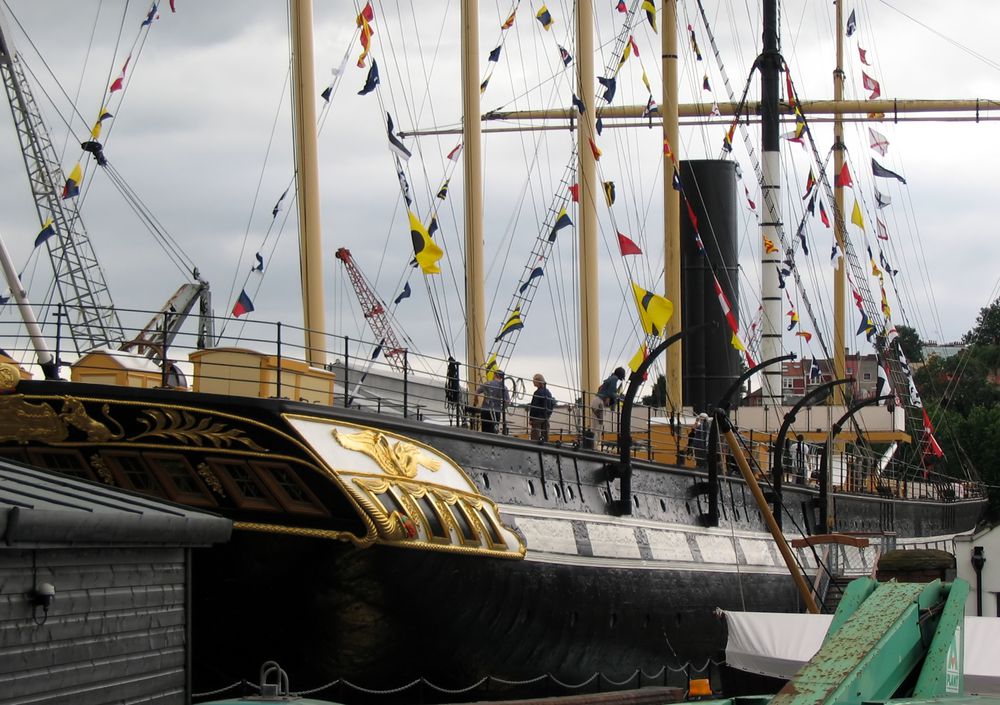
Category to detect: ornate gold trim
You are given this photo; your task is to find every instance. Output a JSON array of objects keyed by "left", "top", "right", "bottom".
[
  {"left": 332, "top": 428, "right": 441, "bottom": 477},
  {"left": 132, "top": 407, "right": 267, "bottom": 451},
  {"left": 231, "top": 520, "right": 521, "bottom": 559},
  {"left": 0, "top": 362, "right": 20, "bottom": 391},
  {"left": 282, "top": 413, "right": 525, "bottom": 557},
  {"left": 196, "top": 462, "right": 227, "bottom": 497},
  {"left": 233, "top": 521, "right": 376, "bottom": 547}
]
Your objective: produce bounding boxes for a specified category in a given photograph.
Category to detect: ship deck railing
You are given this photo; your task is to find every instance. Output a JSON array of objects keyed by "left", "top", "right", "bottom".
[{"left": 0, "top": 304, "right": 984, "bottom": 503}]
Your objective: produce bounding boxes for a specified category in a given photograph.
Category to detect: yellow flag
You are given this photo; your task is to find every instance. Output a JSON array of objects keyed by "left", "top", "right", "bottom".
[
  {"left": 851, "top": 199, "right": 865, "bottom": 230},
  {"left": 631, "top": 281, "right": 673, "bottom": 336},
  {"left": 730, "top": 332, "right": 745, "bottom": 352},
  {"left": 628, "top": 343, "right": 647, "bottom": 373},
  {"left": 484, "top": 353, "right": 498, "bottom": 381},
  {"left": 408, "top": 210, "right": 444, "bottom": 274}
]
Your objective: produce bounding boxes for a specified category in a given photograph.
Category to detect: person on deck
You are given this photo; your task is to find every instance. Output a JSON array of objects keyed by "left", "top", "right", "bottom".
[
  {"left": 688, "top": 413, "right": 709, "bottom": 466},
  {"left": 528, "top": 373, "right": 556, "bottom": 442},
  {"left": 793, "top": 434, "right": 811, "bottom": 484},
  {"left": 476, "top": 370, "right": 509, "bottom": 434},
  {"left": 590, "top": 367, "right": 626, "bottom": 442}
]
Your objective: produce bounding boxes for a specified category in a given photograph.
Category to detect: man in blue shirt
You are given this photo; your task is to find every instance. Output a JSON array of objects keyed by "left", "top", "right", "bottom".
[{"left": 476, "top": 370, "right": 509, "bottom": 433}]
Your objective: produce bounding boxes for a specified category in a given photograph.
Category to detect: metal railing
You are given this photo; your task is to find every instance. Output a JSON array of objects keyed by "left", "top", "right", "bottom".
[{"left": 0, "top": 304, "right": 983, "bottom": 503}]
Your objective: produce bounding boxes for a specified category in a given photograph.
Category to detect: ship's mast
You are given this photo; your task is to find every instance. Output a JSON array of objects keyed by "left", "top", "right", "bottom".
[
  {"left": 577, "top": 0, "right": 600, "bottom": 411},
  {"left": 461, "top": 0, "right": 486, "bottom": 390},
  {"left": 289, "top": 0, "right": 326, "bottom": 367},
  {"left": 832, "top": 0, "right": 848, "bottom": 404},
  {"left": 759, "top": 0, "right": 783, "bottom": 417},
  {"left": 662, "top": 0, "right": 683, "bottom": 412}
]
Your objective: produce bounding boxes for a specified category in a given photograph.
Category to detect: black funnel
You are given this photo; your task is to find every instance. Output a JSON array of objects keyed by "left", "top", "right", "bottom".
[{"left": 680, "top": 160, "right": 741, "bottom": 412}]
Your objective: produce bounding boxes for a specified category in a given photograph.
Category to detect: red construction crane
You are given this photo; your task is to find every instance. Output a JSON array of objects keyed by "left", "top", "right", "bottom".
[{"left": 334, "top": 248, "right": 407, "bottom": 371}]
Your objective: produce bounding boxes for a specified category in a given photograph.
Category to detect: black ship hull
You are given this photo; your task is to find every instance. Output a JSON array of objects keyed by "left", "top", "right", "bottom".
[{"left": 0, "top": 379, "right": 984, "bottom": 701}]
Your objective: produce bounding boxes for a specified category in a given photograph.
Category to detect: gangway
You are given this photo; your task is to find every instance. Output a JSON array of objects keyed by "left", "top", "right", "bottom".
[{"left": 710, "top": 577, "right": 980, "bottom": 705}]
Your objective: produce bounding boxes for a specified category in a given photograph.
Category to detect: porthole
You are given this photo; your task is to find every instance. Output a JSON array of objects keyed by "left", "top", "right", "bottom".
[
  {"left": 528, "top": 479, "right": 535, "bottom": 495},
  {"left": 483, "top": 473, "right": 491, "bottom": 490},
  {"left": 633, "top": 494, "right": 639, "bottom": 508},
  {"left": 567, "top": 485, "right": 575, "bottom": 500},
  {"left": 554, "top": 484, "right": 562, "bottom": 498},
  {"left": 659, "top": 498, "right": 667, "bottom": 512},
  {"left": 610, "top": 612, "right": 618, "bottom": 629}
]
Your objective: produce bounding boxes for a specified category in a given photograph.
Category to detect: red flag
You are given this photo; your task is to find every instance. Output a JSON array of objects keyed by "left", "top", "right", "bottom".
[
  {"left": 834, "top": 162, "right": 853, "bottom": 188},
  {"left": 588, "top": 137, "right": 601, "bottom": 160},
  {"left": 744, "top": 185, "right": 756, "bottom": 211},
  {"left": 802, "top": 168, "right": 815, "bottom": 199},
  {"left": 615, "top": 0, "right": 627, "bottom": 11},
  {"left": 447, "top": 143, "right": 463, "bottom": 161},
  {"left": 921, "top": 409, "right": 945, "bottom": 464},
  {"left": 684, "top": 197, "right": 699, "bottom": 230},
  {"left": 862, "top": 72, "right": 881, "bottom": 100},
  {"left": 617, "top": 232, "right": 642, "bottom": 256},
  {"left": 109, "top": 54, "right": 131, "bottom": 92},
  {"left": 784, "top": 67, "right": 796, "bottom": 107},
  {"left": 568, "top": 183, "right": 579, "bottom": 202},
  {"left": 858, "top": 47, "right": 871, "bottom": 65},
  {"left": 628, "top": 35, "right": 640, "bottom": 57},
  {"left": 356, "top": 2, "right": 375, "bottom": 68},
  {"left": 663, "top": 137, "right": 674, "bottom": 161},
  {"left": 819, "top": 200, "right": 830, "bottom": 228}
]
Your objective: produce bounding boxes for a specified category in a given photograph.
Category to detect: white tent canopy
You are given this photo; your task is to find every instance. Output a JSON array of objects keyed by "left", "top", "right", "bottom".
[{"left": 724, "top": 611, "right": 1000, "bottom": 696}]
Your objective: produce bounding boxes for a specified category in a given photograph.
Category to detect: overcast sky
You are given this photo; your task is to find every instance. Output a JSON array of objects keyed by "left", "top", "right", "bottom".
[{"left": 0, "top": 0, "right": 997, "bottom": 397}]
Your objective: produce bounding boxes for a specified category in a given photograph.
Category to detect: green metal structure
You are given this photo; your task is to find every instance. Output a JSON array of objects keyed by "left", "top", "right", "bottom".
[{"left": 710, "top": 578, "right": 998, "bottom": 705}]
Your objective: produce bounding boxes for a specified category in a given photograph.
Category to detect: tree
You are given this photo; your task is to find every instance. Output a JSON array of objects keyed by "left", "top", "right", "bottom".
[
  {"left": 895, "top": 324, "right": 923, "bottom": 362},
  {"left": 642, "top": 374, "right": 667, "bottom": 407},
  {"left": 914, "top": 351, "right": 1000, "bottom": 416},
  {"left": 962, "top": 297, "right": 1000, "bottom": 346}
]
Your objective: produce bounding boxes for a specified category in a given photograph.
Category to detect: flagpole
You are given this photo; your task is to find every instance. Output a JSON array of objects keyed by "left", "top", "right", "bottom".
[
  {"left": 759, "top": 0, "right": 783, "bottom": 420},
  {"left": 662, "top": 0, "right": 683, "bottom": 414},
  {"left": 289, "top": 0, "right": 326, "bottom": 367},
  {"left": 461, "top": 0, "right": 486, "bottom": 392},
  {"left": 577, "top": 0, "right": 600, "bottom": 422},
  {"left": 832, "top": 0, "right": 847, "bottom": 404}
]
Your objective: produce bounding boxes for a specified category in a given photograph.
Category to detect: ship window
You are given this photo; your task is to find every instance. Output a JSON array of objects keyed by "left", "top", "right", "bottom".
[
  {"left": 209, "top": 459, "right": 280, "bottom": 511},
  {"left": 452, "top": 503, "right": 477, "bottom": 542},
  {"left": 476, "top": 506, "right": 503, "bottom": 545},
  {"left": 253, "top": 461, "right": 328, "bottom": 516},
  {"left": 416, "top": 494, "right": 446, "bottom": 538},
  {"left": 102, "top": 451, "right": 166, "bottom": 497},
  {"left": 147, "top": 454, "right": 216, "bottom": 507},
  {"left": 379, "top": 488, "right": 408, "bottom": 518},
  {"left": 27, "top": 449, "right": 93, "bottom": 481}
]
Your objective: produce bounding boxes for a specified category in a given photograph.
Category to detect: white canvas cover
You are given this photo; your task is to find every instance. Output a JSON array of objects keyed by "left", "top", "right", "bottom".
[{"left": 723, "top": 611, "right": 1000, "bottom": 695}]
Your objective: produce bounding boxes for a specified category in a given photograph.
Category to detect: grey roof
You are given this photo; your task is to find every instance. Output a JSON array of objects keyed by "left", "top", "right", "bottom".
[{"left": 0, "top": 459, "right": 232, "bottom": 547}]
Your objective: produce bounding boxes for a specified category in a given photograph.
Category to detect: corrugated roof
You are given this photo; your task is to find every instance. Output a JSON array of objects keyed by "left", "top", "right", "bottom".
[{"left": 0, "top": 458, "right": 232, "bottom": 547}]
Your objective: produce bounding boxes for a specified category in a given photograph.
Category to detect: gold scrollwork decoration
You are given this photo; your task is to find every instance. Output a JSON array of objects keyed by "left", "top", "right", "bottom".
[
  {"left": 0, "top": 395, "right": 121, "bottom": 444},
  {"left": 0, "top": 362, "right": 20, "bottom": 391},
  {"left": 331, "top": 429, "right": 440, "bottom": 478},
  {"left": 131, "top": 408, "right": 267, "bottom": 451},
  {"left": 349, "top": 477, "right": 416, "bottom": 541},
  {"left": 196, "top": 462, "right": 227, "bottom": 497},
  {"left": 90, "top": 453, "right": 116, "bottom": 486}
]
